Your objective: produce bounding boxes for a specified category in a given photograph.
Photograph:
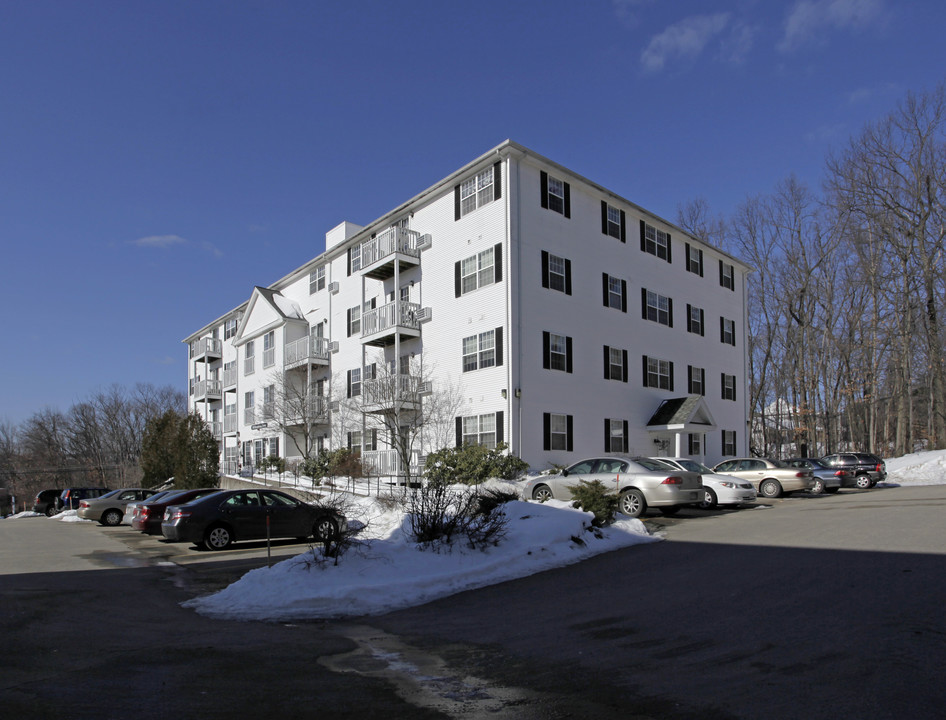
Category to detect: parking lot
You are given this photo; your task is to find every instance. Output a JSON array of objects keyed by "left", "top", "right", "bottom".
[{"left": 2, "top": 484, "right": 946, "bottom": 719}]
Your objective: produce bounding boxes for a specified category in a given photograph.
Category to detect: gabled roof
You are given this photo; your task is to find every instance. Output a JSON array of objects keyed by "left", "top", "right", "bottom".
[
  {"left": 232, "top": 286, "right": 306, "bottom": 346},
  {"left": 647, "top": 396, "right": 717, "bottom": 431}
]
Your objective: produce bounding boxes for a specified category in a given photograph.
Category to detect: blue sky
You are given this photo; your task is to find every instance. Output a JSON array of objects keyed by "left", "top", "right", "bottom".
[{"left": 1, "top": 0, "right": 942, "bottom": 425}]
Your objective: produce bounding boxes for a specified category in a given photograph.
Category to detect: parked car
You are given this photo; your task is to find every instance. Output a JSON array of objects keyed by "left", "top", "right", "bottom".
[
  {"left": 59, "top": 487, "right": 111, "bottom": 511},
  {"left": 651, "top": 457, "right": 757, "bottom": 509},
  {"left": 711, "top": 458, "right": 815, "bottom": 498},
  {"left": 32, "top": 489, "right": 63, "bottom": 516},
  {"left": 522, "top": 456, "right": 702, "bottom": 518},
  {"left": 161, "top": 489, "right": 347, "bottom": 550},
  {"left": 122, "top": 490, "right": 177, "bottom": 525},
  {"left": 820, "top": 453, "right": 887, "bottom": 489},
  {"left": 77, "top": 488, "right": 160, "bottom": 526},
  {"left": 132, "top": 488, "right": 221, "bottom": 534},
  {"left": 784, "top": 458, "right": 852, "bottom": 493}
]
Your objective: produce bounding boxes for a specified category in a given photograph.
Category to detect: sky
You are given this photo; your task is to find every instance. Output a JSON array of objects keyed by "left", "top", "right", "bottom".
[{"left": 2, "top": 0, "right": 943, "bottom": 425}]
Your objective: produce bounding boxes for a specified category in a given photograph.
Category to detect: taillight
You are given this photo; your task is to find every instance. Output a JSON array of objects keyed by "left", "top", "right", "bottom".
[
  {"left": 139, "top": 507, "right": 150, "bottom": 519},
  {"left": 169, "top": 509, "right": 191, "bottom": 521},
  {"left": 79, "top": 500, "right": 89, "bottom": 508},
  {"left": 795, "top": 472, "right": 807, "bottom": 478},
  {"left": 876, "top": 463, "right": 882, "bottom": 472},
  {"left": 661, "top": 476, "right": 683, "bottom": 485}
]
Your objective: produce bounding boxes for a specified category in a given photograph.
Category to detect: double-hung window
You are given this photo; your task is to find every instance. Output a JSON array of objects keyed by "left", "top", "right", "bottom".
[
  {"left": 541, "top": 251, "right": 571, "bottom": 294},
  {"left": 347, "top": 305, "right": 361, "bottom": 336},
  {"left": 722, "top": 373, "right": 737, "bottom": 401},
  {"left": 601, "top": 201, "right": 626, "bottom": 241},
  {"left": 262, "top": 331, "right": 275, "bottom": 368},
  {"left": 224, "top": 318, "right": 238, "bottom": 340},
  {"left": 462, "top": 414, "right": 498, "bottom": 449},
  {"left": 244, "top": 340, "right": 255, "bottom": 376},
  {"left": 543, "top": 331, "right": 572, "bottom": 373},
  {"left": 720, "top": 261, "right": 735, "bottom": 290},
  {"left": 643, "top": 355, "right": 674, "bottom": 390},
  {"left": 348, "top": 368, "right": 362, "bottom": 398},
  {"left": 543, "top": 412, "right": 573, "bottom": 451},
  {"left": 688, "top": 365, "right": 705, "bottom": 395},
  {"left": 455, "top": 244, "right": 502, "bottom": 297},
  {"left": 641, "top": 221, "right": 671, "bottom": 262},
  {"left": 454, "top": 163, "right": 501, "bottom": 219},
  {"left": 540, "top": 171, "right": 570, "bottom": 217},
  {"left": 722, "top": 430, "right": 737, "bottom": 456},
  {"left": 262, "top": 385, "right": 275, "bottom": 419},
  {"left": 685, "top": 243, "right": 704, "bottom": 276},
  {"left": 643, "top": 289, "right": 673, "bottom": 326},
  {"left": 309, "top": 265, "right": 326, "bottom": 294},
  {"left": 606, "top": 419, "right": 628, "bottom": 453},
  {"left": 604, "top": 345, "right": 628, "bottom": 382},
  {"left": 721, "top": 317, "right": 736, "bottom": 346},
  {"left": 244, "top": 391, "right": 255, "bottom": 424},
  {"left": 686, "top": 304, "right": 705, "bottom": 336},
  {"left": 462, "top": 328, "right": 503, "bottom": 372},
  {"left": 603, "top": 274, "right": 627, "bottom": 312}
]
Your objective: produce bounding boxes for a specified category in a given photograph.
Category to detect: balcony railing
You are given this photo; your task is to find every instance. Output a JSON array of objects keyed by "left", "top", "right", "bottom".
[
  {"left": 357, "top": 227, "right": 425, "bottom": 280},
  {"left": 361, "top": 301, "right": 421, "bottom": 344},
  {"left": 286, "top": 396, "right": 329, "bottom": 425},
  {"left": 190, "top": 337, "right": 222, "bottom": 360},
  {"left": 284, "top": 336, "right": 331, "bottom": 368},
  {"left": 362, "top": 448, "right": 422, "bottom": 478},
  {"left": 362, "top": 374, "right": 426, "bottom": 412},
  {"left": 193, "top": 379, "right": 223, "bottom": 400}
]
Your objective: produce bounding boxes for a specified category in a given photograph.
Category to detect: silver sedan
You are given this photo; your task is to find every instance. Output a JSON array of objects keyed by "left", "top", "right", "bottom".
[{"left": 522, "top": 456, "right": 702, "bottom": 518}]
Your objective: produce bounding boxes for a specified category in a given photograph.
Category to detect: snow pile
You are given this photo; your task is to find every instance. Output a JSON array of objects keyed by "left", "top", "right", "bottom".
[
  {"left": 885, "top": 450, "right": 946, "bottom": 486},
  {"left": 184, "top": 493, "right": 657, "bottom": 621},
  {"left": 53, "top": 509, "right": 92, "bottom": 523}
]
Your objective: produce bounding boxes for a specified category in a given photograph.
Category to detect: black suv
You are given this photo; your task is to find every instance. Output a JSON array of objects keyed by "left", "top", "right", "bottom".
[
  {"left": 820, "top": 453, "right": 886, "bottom": 489},
  {"left": 32, "top": 489, "right": 63, "bottom": 516}
]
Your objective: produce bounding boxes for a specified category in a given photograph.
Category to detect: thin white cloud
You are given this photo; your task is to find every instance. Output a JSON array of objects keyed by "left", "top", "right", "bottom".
[
  {"left": 717, "top": 21, "right": 758, "bottom": 65},
  {"left": 131, "top": 234, "right": 223, "bottom": 257},
  {"left": 612, "top": 0, "right": 654, "bottom": 28},
  {"left": 780, "top": 0, "right": 885, "bottom": 52},
  {"left": 133, "top": 234, "right": 188, "bottom": 249},
  {"left": 641, "top": 13, "right": 731, "bottom": 72}
]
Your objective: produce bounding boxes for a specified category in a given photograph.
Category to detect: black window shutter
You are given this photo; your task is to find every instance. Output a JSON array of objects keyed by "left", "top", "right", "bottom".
[
  {"left": 719, "top": 260, "right": 724, "bottom": 286},
  {"left": 603, "top": 345, "right": 610, "bottom": 379},
  {"left": 721, "top": 373, "right": 726, "bottom": 400},
  {"left": 669, "top": 361, "right": 675, "bottom": 391},
  {"left": 347, "top": 247, "right": 352, "bottom": 276},
  {"left": 540, "top": 171, "right": 549, "bottom": 209},
  {"left": 541, "top": 250, "right": 549, "bottom": 288},
  {"left": 688, "top": 365, "right": 694, "bottom": 394},
  {"left": 495, "top": 326, "right": 504, "bottom": 367},
  {"left": 454, "top": 261, "right": 461, "bottom": 298},
  {"left": 642, "top": 355, "right": 649, "bottom": 386},
  {"left": 640, "top": 220, "right": 647, "bottom": 251},
  {"left": 543, "top": 413, "right": 551, "bottom": 451},
  {"left": 566, "top": 415, "right": 574, "bottom": 451},
  {"left": 456, "top": 417, "right": 463, "bottom": 447},
  {"left": 641, "top": 287, "right": 648, "bottom": 320},
  {"left": 700, "top": 309, "right": 705, "bottom": 336},
  {"left": 686, "top": 304, "right": 693, "bottom": 333},
  {"left": 622, "top": 349, "right": 628, "bottom": 382},
  {"left": 698, "top": 249, "right": 704, "bottom": 276},
  {"left": 542, "top": 331, "right": 550, "bottom": 369},
  {"left": 601, "top": 201, "right": 608, "bottom": 235},
  {"left": 566, "top": 336, "right": 573, "bottom": 374},
  {"left": 620, "top": 210, "right": 626, "bottom": 243},
  {"left": 346, "top": 370, "right": 352, "bottom": 398},
  {"left": 733, "top": 381, "right": 737, "bottom": 402},
  {"left": 346, "top": 308, "right": 353, "bottom": 337},
  {"left": 496, "top": 410, "right": 504, "bottom": 444},
  {"left": 623, "top": 420, "right": 629, "bottom": 446},
  {"left": 602, "top": 274, "right": 609, "bottom": 307},
  {"left": 621, "top": 280, "right": 627, "bottom": 313},
  {"left": 564, "top": 259, "right": 572, "bottom": 295},
  {"left": 563, "top": 182, "right": 571, "bottom": 218},
  {"left": 347, "top": 432, "right": 352, "bottom": 450},
  {"left": 494, "top": 243, "right": 502, "bottom": 282},
  {"left": 666, "top": 234, "right": 672, "bottom": 263},
  {"left": 493, "top": 162, "right": 502, "bottom": 201},
  {"left": 720, "top": 317, "right": 725, "bottom": 343},
  {"left": 668, "top": 297, "right": 673, "bottom": 327},
  {"left": 701, "top": 368, "right": 706, "bottom": 394},
  {"left": 686, "top": 243, "right": 691, "bottom": 268},
  {"left": 604, "top": 419, "right": 610, "bottom": 452},
  {"left": 454, "top": 185, "right": 461, "bottom": 220}
]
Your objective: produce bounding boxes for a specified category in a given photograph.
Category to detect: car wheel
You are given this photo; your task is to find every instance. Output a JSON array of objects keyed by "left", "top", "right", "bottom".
[
  {"left": 531, "top": 484, "right": 553, "bottom": 502},
  {"left": 855, "top": 475, "right": 872, "bottom": 489},
  {"left": 44, "top": 506, "right": 57, "bottom": 517},
  {"left": 700, "top": 487, "right": 718, "bottom": 510},
  {"left": 811, "top": 479, "right": 825, "bottom": 494},
  {"left": 659, "top": 506, "right": 681, "bottom": 516},
  {"left": 313, "top": 517, "right": 339, "bottom": 542},
  {"left": 618, "top": 489, "right": 646, "bottom": 518},
  {"left": 205, "top": 525, "right": 233, "bottom": 550},
  {"left": 102, "top": 509, "right": 123, "bottom": 526},
  {"left": 760, "top": 479, "right": 782, "bottom": 498}
]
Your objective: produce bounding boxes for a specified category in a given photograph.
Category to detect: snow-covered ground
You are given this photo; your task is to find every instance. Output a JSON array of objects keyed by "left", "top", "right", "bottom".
[{"left": 5, "top": 450, "right": 945, "bottom": 622}]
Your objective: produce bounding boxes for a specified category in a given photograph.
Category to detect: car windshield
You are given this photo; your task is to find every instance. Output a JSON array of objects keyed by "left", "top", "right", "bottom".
[
  {"left": 674, "top": 459, "right": 709, "bottom": 473},
  {"left": 634, "top": 458, "right": 674, "bottom": 472}
]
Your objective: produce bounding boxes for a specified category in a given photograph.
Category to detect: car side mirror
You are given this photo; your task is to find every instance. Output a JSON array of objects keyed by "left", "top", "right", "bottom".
[{"left": 562, "top": 469, "right": 569, "bottom": 477}]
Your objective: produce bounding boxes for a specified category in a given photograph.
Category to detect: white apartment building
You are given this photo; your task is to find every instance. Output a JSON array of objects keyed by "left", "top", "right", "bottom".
[{"left": 184, "top": 141, "right": 751, "bottom": 478}]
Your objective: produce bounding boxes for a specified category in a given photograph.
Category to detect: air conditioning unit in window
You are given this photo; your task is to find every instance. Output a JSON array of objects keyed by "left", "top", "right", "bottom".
[
  {"left": 329, "top": 400, "right": 339, "bottom": 412},
  {"left": 416, "top": 307, "right": 433, "bottom": 323},
  {"left": 416, "top": 233, "right": 432, "bottom": 250},
  {"left": 329, "top": 341, "right": 339, "bottom": 353},
  {"left": 328, "top": 281, "right": 339, "bottom": 294}
]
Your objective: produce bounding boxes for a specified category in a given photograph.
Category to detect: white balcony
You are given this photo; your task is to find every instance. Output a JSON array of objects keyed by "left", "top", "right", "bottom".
[
  {"left": 362, "top": 374, "right": 426, "bottom": 414},
  {"left": 357, "top": 226, "right": 424, "bottom": 280},
  {"left": 191, "top": 338, "right": 222, "bottom": 362},
  {"left": 193, "top": 379, "right": 223, "bottom": 401},
  {"left": 362, "top": 448, "right": 422, "bottom": 479},
  {"left": 361, "top": 301, "right": 425, "bottom": 347},
  {"left": 284, "top": 336, "right": 331, "bottom": 370},
  {"left": 286, "top": 397, "right": 329, "bottom": 426}
]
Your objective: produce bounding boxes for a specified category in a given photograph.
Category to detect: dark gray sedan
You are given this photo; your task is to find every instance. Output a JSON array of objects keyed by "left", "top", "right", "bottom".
[{"left": 161, "top": 489, "right": 347, "bottom": 550}]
